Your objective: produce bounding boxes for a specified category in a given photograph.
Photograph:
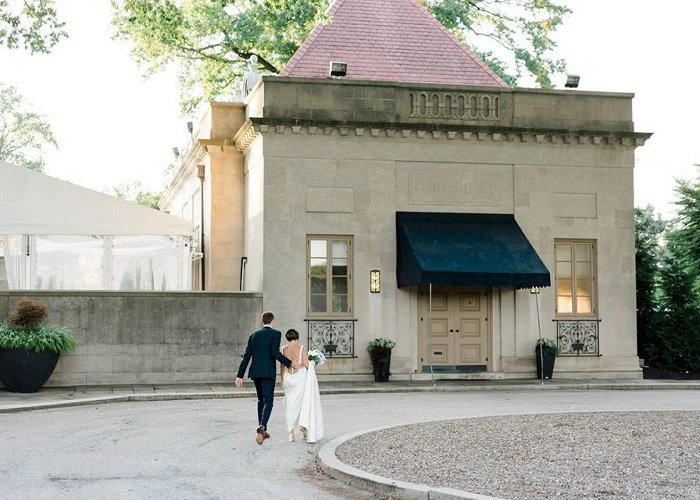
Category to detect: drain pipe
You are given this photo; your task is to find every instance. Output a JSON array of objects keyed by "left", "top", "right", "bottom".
[{"left": 239, "top": 256, "right": 247, "bottom": 291}]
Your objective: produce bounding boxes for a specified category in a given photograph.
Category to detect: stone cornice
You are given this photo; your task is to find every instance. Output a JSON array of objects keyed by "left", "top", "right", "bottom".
[
  {"left": 159, "top": 140, "right": 207, "bottom": 209},
  {"left": 231, "top": 117, "right": 651, "bottom": 152}
]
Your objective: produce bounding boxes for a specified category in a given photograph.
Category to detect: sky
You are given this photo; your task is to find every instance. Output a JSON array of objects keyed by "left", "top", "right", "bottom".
[{"left": 2, "top": 0, "right": 698, "bottom": 218}]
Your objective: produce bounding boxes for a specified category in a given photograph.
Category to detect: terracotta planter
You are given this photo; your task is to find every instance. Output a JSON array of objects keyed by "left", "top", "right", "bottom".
[{"left": 0, "top": 348, "right": 59, "bottom": 393}]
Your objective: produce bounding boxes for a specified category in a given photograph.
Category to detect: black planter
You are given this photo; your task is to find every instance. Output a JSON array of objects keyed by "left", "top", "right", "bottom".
[
  {"left": 535, "top": 346, "right": 556, "bottom": 380},
  {"left": 0, "top": 348, "right": 60, "bottom": 393},
  {"left": 371, "top": 348, "right": 392, "bottom": 382}
]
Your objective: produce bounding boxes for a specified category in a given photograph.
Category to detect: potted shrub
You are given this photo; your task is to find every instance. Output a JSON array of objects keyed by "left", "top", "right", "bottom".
[
  {"left": 535, "top": 337, "right": 559, "bottom": 380},
  {"left": 367, "top": 338, "right": 396, "bottom": 382},
  {"left": 0, "top": 297, "right": 76, "bottom": 393}
]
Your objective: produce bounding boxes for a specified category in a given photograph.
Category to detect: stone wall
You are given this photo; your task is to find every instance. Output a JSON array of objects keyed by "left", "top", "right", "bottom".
[{"left": 0, "top": 291, "right": 262, "bottom": 386}]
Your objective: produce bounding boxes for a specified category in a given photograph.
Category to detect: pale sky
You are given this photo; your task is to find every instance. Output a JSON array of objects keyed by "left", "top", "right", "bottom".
[{"left": 2, "top": 0, "right": 698, "bottom": 218}]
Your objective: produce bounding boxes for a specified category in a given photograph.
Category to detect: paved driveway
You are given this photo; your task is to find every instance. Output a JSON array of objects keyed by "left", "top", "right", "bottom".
[{"left": 1, "top": 389, "right": 699, "bottom": 499}]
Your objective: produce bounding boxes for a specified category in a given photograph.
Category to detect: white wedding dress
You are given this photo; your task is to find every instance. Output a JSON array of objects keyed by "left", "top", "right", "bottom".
[
  {"left": 283, "top": 346, "right": 307, "bottom": 437},
  {"left": 298, "top": 359, "right": 324, "bottom": 443},
  {"left": 282, "top": 344, "right": 324, "bottom": 443}
]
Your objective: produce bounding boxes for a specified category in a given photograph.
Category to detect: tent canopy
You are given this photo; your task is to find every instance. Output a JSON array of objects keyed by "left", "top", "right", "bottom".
[
  {"left": 396, "top": 212, "right": 550, "bottom": 289},
  {"left": 0, "top": 161, "right": 192, "bottom": 235}
]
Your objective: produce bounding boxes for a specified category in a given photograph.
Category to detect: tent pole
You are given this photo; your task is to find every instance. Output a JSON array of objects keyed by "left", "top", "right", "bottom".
[{"left": 429, "top": 283, "right": 435, "bottom": 388}]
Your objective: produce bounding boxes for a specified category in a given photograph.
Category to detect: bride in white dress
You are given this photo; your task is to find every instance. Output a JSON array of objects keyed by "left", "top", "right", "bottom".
[{"left": 281, "top": 328, "right": 323, "bottom": 443}]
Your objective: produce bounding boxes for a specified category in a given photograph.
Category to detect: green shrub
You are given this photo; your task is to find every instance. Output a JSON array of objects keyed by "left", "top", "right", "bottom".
[{"left": 367, "top": 338, "right": 396, "bottom": 363}]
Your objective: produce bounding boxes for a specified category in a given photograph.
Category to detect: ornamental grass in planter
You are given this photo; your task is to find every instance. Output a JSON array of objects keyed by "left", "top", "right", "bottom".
[{"left": 0, "top": 297, "right": 76, "bottom": 393}]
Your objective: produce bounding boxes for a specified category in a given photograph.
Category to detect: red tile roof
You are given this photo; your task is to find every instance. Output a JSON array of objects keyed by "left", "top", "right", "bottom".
[{"left": 281, "top": 0, "right": 506, "bottom": 87}]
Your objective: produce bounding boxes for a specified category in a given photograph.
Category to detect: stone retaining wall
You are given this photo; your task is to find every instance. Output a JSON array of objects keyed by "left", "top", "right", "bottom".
[{"left": 0, "top": 291, "right": 262, "bottom": 386}]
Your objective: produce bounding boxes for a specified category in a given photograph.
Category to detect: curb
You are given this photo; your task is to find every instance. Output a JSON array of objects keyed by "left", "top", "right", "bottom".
[
  {"left": 318, "top": 426, "right": 501, "bottom": 500},
  {"left": 2, "top": 382, "right": 700, "bottom": 413}
]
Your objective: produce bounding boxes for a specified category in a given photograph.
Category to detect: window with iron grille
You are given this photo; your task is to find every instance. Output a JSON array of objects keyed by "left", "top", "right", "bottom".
[
  {"left": 554, "top": 240, "right": 597, "bottom": 317},
  {"left": 307, "top": 236, "right": 352, "bottom": 316}
]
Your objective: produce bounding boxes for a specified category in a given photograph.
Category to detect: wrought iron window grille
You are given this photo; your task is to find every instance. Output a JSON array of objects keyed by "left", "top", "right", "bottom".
[
  {"left": 553, "top": 319, "right": 601, "bottom": 356},
  {"left": 304, "top": 319, "right": 357, "bottom": 357}
]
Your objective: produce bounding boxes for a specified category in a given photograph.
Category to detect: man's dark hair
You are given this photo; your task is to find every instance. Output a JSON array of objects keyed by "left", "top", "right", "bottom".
[
  {"left": 261, "top": 311, "right": 274, "bottom": 325},
  {"left": 285, "top": 328, "right": 299, "bottom": 341}
]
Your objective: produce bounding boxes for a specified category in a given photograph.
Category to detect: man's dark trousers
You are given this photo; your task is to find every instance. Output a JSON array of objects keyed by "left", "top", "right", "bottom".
[{"left": 254, "top": 378, "right": 275, "bottom": 429}]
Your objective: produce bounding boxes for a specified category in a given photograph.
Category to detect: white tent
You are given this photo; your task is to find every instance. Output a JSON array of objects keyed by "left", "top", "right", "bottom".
[
  {"left": 0, "top": 161, "right": 194, "bottom": 290},
  {"left": 0, "top": 160, "right": 192, "bottom": 235}
]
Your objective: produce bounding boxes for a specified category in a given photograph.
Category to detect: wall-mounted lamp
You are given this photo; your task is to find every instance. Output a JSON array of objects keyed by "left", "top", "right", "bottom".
[
  {"left": 565, "top": 74, "right": 580, "bottom": 88},
  {"left": 172, "top": 147, "right": 180, "bottom": 158},
  {"left": 529, "top": 287, "right": 541, "bottom": 294},
  {"left": 187, "top": 121, "right": 193, "bottom": 134},
  {"left": 370, "top": 269, "right": 381, "bottom": 293}
]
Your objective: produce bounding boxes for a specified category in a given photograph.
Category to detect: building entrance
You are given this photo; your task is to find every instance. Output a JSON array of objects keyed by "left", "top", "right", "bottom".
[{"left": 418, "top": 286, "right": 489, "bottom": 372}]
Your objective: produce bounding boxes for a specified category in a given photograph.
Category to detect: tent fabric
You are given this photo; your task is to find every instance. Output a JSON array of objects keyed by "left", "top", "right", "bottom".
[
  {"left": 396, "top": 212, "right": 551, "bottom": 289},
  {"left": 0, "top": 161, "right": 193, "bottom": 235}
]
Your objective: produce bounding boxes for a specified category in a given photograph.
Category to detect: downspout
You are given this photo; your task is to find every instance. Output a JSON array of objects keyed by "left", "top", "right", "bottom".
[
  {"left": 197, "top": 164, "right": 206, "bottom": 291},
  {"left": 239, "top": 256, "right": 247, "bottom": 291}
]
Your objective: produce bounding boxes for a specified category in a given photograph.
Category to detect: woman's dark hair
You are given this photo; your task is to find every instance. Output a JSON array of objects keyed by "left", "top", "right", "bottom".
[{"left": 285, "top": 328, "right": 299, "bottom": 341}]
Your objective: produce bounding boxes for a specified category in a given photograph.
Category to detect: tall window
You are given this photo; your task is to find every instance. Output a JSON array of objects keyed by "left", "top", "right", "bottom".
[
  {"left": 307, "top": 236, "right": 352, "bottom": 316},
  {"left": 555, "top": 240, "right": 596, "bottom": 316}
]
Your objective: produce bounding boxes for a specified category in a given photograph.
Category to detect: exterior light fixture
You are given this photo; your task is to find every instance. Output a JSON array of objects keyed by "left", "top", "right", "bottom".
[
  {"left": 187, "top": 121, "right": 193, "bottom": 134},
  {"left": 329, "top": 61, "right": 348, "bottom": 77},
  {"left": 172, "top": 147, "right": 180, "bottom": 158},
  {"left": 370, "top": 269, "right": 381, "bottom": 293},
  {"left": 565, "top": 74, "right": 580, "bottom": 88},
  {"left": 529, "top": 287, "right": 541, "bottom": 294}
]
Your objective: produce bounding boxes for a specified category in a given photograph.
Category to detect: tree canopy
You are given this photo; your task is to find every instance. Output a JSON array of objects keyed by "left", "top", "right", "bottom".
[
  {"left": 0, "top": 83, "right": 57, "bottom": 173},
  {"left": 111, "top": 0, "right": 570, "bottom": 113},
  {"left": 0, "top": 0, "right": 67, "bottom": 53},
  {"left": 674, "top": 174, "right": 700, "bottom": 277},
  {"left": 109, "top": 180, "right": 163, "bottom": 209}
]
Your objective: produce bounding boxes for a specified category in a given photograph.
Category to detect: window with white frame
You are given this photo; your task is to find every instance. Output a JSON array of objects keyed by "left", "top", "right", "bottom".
[
  {"left": 554, "top": 240, "right": 596, "bottom": 316},
  {"left": 307, "top": 236, "right": 352, "bottom": 316}
]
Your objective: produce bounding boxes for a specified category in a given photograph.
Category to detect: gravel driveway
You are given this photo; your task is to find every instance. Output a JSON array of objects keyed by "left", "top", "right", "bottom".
[{"left": 337, "top": 410, "right": 700, "bottom": 499}]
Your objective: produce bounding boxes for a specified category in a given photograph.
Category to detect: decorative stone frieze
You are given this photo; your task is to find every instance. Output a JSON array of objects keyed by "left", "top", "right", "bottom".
[{"left": 408, "top": 91, "right": 500, "bottom": 121}]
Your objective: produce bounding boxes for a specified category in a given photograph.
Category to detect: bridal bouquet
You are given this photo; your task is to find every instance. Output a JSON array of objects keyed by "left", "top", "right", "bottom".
[{"left": 308, "top": 349, "right": 326, "bottom": 366}]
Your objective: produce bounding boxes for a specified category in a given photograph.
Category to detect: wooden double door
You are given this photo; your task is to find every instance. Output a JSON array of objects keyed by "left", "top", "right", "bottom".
[{"left": 418, "top": 286, "right": 489, "bottom": 372}]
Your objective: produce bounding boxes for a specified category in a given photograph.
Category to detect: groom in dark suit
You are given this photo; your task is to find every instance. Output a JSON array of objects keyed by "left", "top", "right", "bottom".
[{"left": 235, "top": 311, "right": 299, "bottom": 444}]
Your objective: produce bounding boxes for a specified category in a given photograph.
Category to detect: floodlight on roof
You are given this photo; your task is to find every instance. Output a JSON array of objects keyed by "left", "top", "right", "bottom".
[
  {"left": 565, "top": 74, "right": 580, "bottom": 88},
  {"left": 329, "top": 61, "right": 347, "bottom": 77}
]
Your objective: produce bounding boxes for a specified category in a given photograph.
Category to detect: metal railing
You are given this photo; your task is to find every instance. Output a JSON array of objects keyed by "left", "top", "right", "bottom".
[
  {"left": 304, "top": 319, "right": 356, "bottom": 357},
  {"left": 553, "top": 319, "right": 601, "bottom": 356}
]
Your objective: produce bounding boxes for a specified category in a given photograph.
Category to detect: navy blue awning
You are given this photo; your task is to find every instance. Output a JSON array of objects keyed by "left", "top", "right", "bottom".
[{"left": 396, "top": 212, "right": 551, "bottom": 289}]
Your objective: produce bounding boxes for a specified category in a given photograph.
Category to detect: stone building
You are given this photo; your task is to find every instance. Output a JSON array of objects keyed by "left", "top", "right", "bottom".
[{"left": 161, "top": 0, "right": 650, "bottom": 379}]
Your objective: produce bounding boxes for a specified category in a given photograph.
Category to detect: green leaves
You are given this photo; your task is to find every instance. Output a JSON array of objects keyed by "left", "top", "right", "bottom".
[
  {"left": 112, "top": 0, "right": 569, "bottom": 114},
  {"left": 0, "top": 322, "right": 77, "bottom": 354},
  {"left": 367, "top": 337, "right": 396, "bottom": 353},
  {"left": 536, "top": 337, "right": 558, "bottom": 355},
  {"left": 0, "top": 0, "right": 67, "bottom": 53},
  {"left": 0, "top": 83, "right": 57, "bottom": 173}
]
